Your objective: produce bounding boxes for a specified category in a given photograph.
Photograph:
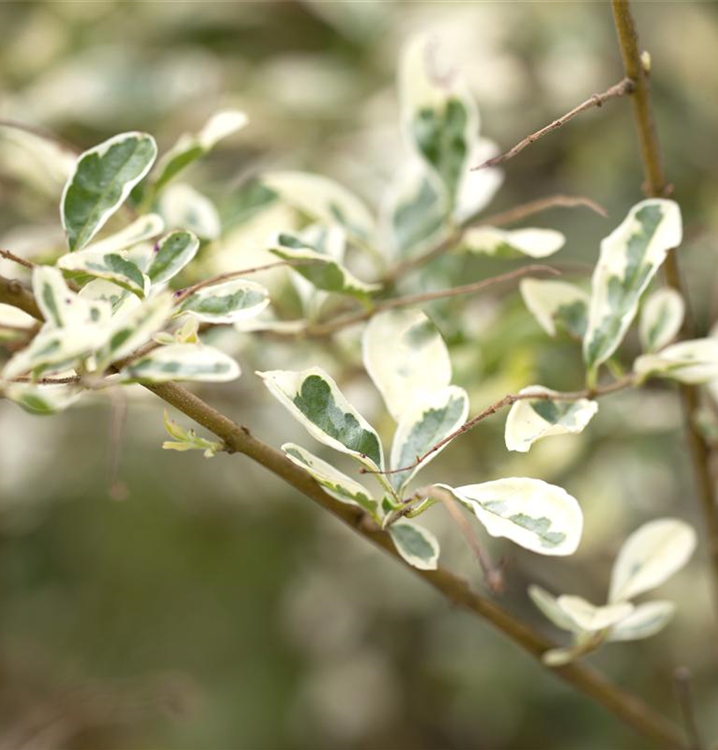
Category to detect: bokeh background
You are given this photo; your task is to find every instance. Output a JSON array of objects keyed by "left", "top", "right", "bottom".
[{"left": 1, "top": 2, "right": 718, "bottom": 748}]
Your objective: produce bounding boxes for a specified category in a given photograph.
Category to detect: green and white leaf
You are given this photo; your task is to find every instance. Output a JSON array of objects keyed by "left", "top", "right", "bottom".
[
  {"left": 121, "top": 343, "right": 240, "bottom": 383},
  {"left": 178, "top": 278, "right": 270, "bottom": 323},
  {"left": 438, "top": 478, "right": 583, "bottom": 556},
  {"left": 152, "top": 110, "right": 248, "bottom": 194},
  {"left": 639, "top": 288, "right": 685, "bottom": 353},
  {"left": 583, "top": 199, "right": 683, "bottom": 372},
  {"left": 33, "top": 266, "right": 90, "bottom": 329},
  {"left": 520, "top": 279, "right": 589, "bottom": 339},
  {"left": 147, "top": 230, "right": 200, "bottom": 286},
  {"left": 98, "top": 292, "right": 173, "bottom": 365},
  {"left": 269, "top": 232, "right": 379, "bottom": 298},
  {"left": 282, "top": 442, "right": 378, "bottom": 517},
  {"left": 363, "top": 309, "right": 451, "bottom": 422},
  {"left": 163, "top": 409, "right": 223, "bottom": 458},
  {"left": 609, "top": 518, "right": 696, "bottom": 603},
  {"left": 257, "top": 367, "right": 384, "bottom": 471},
  {"left": 634, "top": 338, "right": 718, "bottom": 384},
  {"left": 83, "top": 213, "right": 164, "bottom": 255},
  {"left": 399, "top": 33, "right": 477, "bottom": 205},
  {"left": 389, "top": 386, "right": 469, "bottom": 493},
  {"left": 3, "top": 382, "right": 83, "bottom": 415},
  {"left": 61, "top": 131, "right": 158, "bottom": 251},
  {"left": 453, "top": 138, "right": 504, "bottom": 224},
  {"left": 505, "top": 386, "right": 598, "bottom": 453},
  {"left": 461, "top": 227, "right": 565, "bottom": 259},
  {"left": 262, "top": 171, "right": 375, "bottom": 242},
  {"left": 2, "top": 323, "right": 102, "bottom": 380},
  {"left": 528, "top": 585, "right": 584, "bottom": 633},
  {"left": 388, "top": 520, "right": 440, "bottom": 570},
  {"left": 159, "top": 183, "right": 221, "bottom": 240},
  {"left": 555, "top": 596, "right": 634, "bottom": 632},
  {"left": 607, "top": 601, "right": 675, "bottom": 642},
  {"left": 58, "top": 248, "right": 149, "bottom": 298}
]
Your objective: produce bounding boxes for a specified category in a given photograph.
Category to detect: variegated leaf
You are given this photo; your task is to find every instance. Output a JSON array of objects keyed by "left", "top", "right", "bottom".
[
  {"left": 400, "top": 33, "right": 477, "bottom": 206},
  {"left": 520, "top": 278, "right": 589, "bottom": 339},
  {"left": 262, "top": 171, "right": 375, "bottom": 242},
  {"left": 438, "top": 478, "right": 583, "bottom": 556},
  {"left": 461, "top": 227, "right": 565, "bottom": 259},
  {"left": 583, "top": 199, "right": 683, "bottom": 373},
  {"left": 178, "top": 278, "right": 269, "bottom": 323},
  {"left": 607, "top": 601, "right": 675, "bottom": 642},
  {"left": 269, "top": 232, "right": 379, "bottom": 298},
  {"left": 121, "top": 343, "right": 240, "bottom": 383},
  {"left": 58, "top": 248, "right": 149, "bottom": 298},
  {"left": 61, "top": 132, "right": 158, "bottom": 251},
  {"left": 152, "top": 110, "right": 248, "bottom": 194},
  {"left": 634, "top": 338, "right": 718, "bottom": 384},
  {"left": 3, "top": 382, "right": 83, "bottom": 415},
  {"left": 388, "top": 521, "right": 440, "bottom": 570},
  {"left": 639, "top": 288, "right": 685, "bottom": 353},
  {"left": 555, "top": 596, "right": 634, "bottom": 632},
  {"left": 282, "top": 442, "right": 378, "bottom": 517},
  {"left": 609, "top": 518, "right": 696, "bottom": 603},
  {"left": 453, "top": 138, "right": 504, "bottom": 224},
  {"left": 147, "top": 230, "right": 200, "bottom": 286},
  {"left": 528, "top": 585, "right": 583, "bottom": 633},
  {"left": 363, "top": 309, "right": 451, "bottom": 422},
  {"left": 505, "top": 387, "right": 598, "bottom": 453},
  {"left": 390, "top": 386, "right": 469, "bottom": 493},
  {"left": 257, "top": 367, "right": 384, "bottom": 471}
]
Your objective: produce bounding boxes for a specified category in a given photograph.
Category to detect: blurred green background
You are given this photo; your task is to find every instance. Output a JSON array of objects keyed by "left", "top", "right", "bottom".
[{"left": 1, "top": 2, "right": 718, "bottom": 748}]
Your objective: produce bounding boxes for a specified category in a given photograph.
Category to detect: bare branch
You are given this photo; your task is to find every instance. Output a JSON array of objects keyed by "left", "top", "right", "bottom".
[
  {"left": 473, "top": 77, "right": 634, "bottom": 171},
  {"left": 0, "top": 249, "right": 35, "bottom": 270}
]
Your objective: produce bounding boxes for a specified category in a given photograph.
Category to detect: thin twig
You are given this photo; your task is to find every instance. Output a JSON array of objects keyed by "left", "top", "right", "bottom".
[
  {"left": 473, "top": 77, "right": 635, "bottom": 171},
  {"left": 308, "top": 264, "right": 560, "bottom": 337},
  {"left": 611, "top": 0, "right": 718, "bottom": 631},
  {"left": 382, "top": 193, "right": 607, "bottom": 284},
  {"left": 367, "top": 376, "right": 635, "bottom": 478},
  {"left": 672, "top": 667, "right": 703, "bottom": 750},
  {"left": 173, "top": 259, "right": 319, "bottom": 304},
  {"left": 0, "top": 249, "right": 35, "bottom": 270},
  {"left": 427, "top": 484, "right": 505, "bottom": 595}
]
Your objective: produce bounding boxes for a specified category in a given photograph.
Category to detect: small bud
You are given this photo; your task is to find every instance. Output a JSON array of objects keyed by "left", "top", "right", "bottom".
[{"left": 641, "top": 50, "right": 651, "bottom": 74}]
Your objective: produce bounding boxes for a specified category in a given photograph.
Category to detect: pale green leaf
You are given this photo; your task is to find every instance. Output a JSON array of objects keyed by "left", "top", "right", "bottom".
[
  {"left": 282, "top": 442, "right": 378, "bottom": 517},
  {"left": 528, "top": 585, "right": 583, "bottom": 633},
  {"left": 389, "top": 385, "right": 469, "bottom": 493},
  {"left": 61, "top": 131, "right": 158, "bottom": 251},
  {"left": 388, "top": 521, "right": 440, "bottom": 570},
  {"left": 639, "top": 288, "right": 685, "bottom": 353},
  {"left": 178, "top": 278, "right": 269, "bottom": 323},
  {"left": 505, "top": 387, "right": 598, "bottom": 453},
  {"left": 634, "top": 338, "right": 718, "bottom": 384},
  {"left": 583, "top": 199, "right": 683, "bottom": 372},
  {"left": 362, "top": 309, "right": 451, "bottom": 422},
  {"left": 121, "top": 343, "right": 240, "bottom": 383},
  {"left": 556, "top": 596, "right": 634, "bottom": 632},
  {"left": 83, "top": 213, "right": 164, "bottom": 255},
  {"left": 269, "top": 232, "right": 379, "bottom": 298},
  {"left": 519, "top": 278, "right": 589, "bottom": 339},
  {"left": 147, "top": 230, "right": 200, "bottom": 286},
  {"left": 438, "top": 478, "right": 583, "bottom": 556},
  {"left": 257, "top": 367, "right": 384, "bottom": 471},
  {"left": 609, "top": 518, "right": 696, "bottom": 603},
  {"left": 607, "top": 601, "right": 675, "bottom": 641},
  {"left": 162, "top": 409, "right": 223, "bottom": 457},
  {"left": 461, "top": 227, "right": 565, "bottom": 259},
  {"left": 262, "top": 171, "right": 375, "bottom": 242},
  {"left": 159, "top": 183, "right": 221, "bottom": 240}
]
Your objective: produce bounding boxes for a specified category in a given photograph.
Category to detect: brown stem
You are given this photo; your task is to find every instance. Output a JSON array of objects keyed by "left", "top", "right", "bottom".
[
  {"left": 0, "top": 273, "right": 686, "bottom": 748},
  {"left": 0, "top": 275, "right": 42, "bottom": 319},
  {"left": 473, "top": 78, "right": 634, "bottom": 170},
  {"left": 611, "top": 0, "right": 718, "bottom": 624},
  {"left": 308, "top": 264, "right": 561, "bottom": 337},
  {"left": 0, "top": 249, "right": 35, "bottom": 270}
]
